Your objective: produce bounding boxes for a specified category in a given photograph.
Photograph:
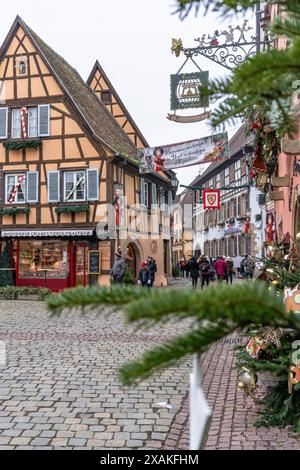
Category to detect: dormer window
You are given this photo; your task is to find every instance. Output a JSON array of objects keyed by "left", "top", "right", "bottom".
[
  {"left": 19, "top": 61, "right": 27, "bottom": 76},
  {"left": 101, "top": 90, "right": 112, "bottom": 105}
]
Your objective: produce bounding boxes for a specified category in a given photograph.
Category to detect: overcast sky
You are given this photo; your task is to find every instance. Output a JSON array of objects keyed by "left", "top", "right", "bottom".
[{"left": 1, "top": 1, "right": 254, "bottom": 190}]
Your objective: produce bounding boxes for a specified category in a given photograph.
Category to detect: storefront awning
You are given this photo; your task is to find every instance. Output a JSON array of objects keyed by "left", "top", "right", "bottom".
[{"left": 1, "top": 230, "right": 94, "bottom": 238}]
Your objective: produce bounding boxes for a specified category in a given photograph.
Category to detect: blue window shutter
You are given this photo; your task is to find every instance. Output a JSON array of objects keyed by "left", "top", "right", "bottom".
[
  {"left": 140, "top": 177, "right": 145, "bottom": 205},
  {"left": 27, "top": 171, "right": 39, "bottom": 203},
  {"left": 48, "top": 171, "right": 60, "bottom": 202},
  {"left": 151, "top": 183, "right": 157, "bottom": 205},
  {"left": 87, "top": 168, "right": 99, "bottom": 201},
  {"left": 0, "top": 108, "right": 8, "bottom": 139},
  {"left": 38, "top": 104, "right": 50, "bottom": 136}
]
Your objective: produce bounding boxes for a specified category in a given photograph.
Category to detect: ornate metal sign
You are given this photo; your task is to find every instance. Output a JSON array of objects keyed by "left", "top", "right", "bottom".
[
  {"left": 167, "top": 110, "right": 211, "bottom": 123},
  {"left": 170, "top": 71, "right": 209, "bottom": 110}
]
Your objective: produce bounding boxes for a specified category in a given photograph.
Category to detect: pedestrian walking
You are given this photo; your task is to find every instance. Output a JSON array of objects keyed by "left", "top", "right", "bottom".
[
  {"left": 147, "top": 256, "right": 157, "bottom": 288},
  {"left": 244, "top": 255, "right": 255, "bottom": 280},
  {"left": 189, "top": 256, "right": 200, "bottom": 289},
  {"left": 180, "top": 256, "right": 186, "bottom": 278},
  {"left": 200, "top": 256, "right": 211, "bottom": 289},
  {"left": 185, "top": 258, "right": 190, "bottom": 278},
  {"left": 214, "top": 256, "right": 227, "bottom": 283},
  {"left": 111, "top": 249, "right": 125, "bottom": 284},
  {"left": 138, "top": 261, "right": 149, "bottom": 287},
  {"left": 226, "top": 257, "right": 234, "bottom": 285}
]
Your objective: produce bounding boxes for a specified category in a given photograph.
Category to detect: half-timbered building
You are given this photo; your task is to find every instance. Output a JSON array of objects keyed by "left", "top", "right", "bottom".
[{"left": 0, "top": 16, "right": 174, "bottom": 291}]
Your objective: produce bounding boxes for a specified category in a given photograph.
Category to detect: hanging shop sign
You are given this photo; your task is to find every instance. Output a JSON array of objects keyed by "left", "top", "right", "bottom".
[
  {"left": 138, "top": 132, "right": 229, "bottom": 173},
  {"left": 203, "top": 189, "right": 220, "bottom": 210},
  {"left": 167, "top": 111, "right": 211, "bottom": 123},
  {"left": 170, "top": 72, "right": 209, "bottom": 111}
]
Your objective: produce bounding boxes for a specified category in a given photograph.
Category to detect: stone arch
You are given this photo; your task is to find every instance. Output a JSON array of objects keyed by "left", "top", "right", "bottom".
[{"left": 122, "top": 239, "right": 143, "bottom": 279}]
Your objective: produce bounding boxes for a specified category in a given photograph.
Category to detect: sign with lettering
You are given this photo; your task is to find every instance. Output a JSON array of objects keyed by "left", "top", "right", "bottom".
[
  {"left": 1, "top": 230, "right": 93, "bottom": 237},
  {"left": 88, "top": 250, "right": 101, "bottom": 275},
  {"left": 170, "top": 72, "right": 209, "bottom": 110}
]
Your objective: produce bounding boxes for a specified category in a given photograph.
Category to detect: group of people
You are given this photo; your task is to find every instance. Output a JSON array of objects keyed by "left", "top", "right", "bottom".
[
  {"left": 178, "top": 253, "right": 255, "bottom": 289},
  {"left": 137, "top": 257, "right": 157, "bottom": 288},
  {"left": 181, "top": 255, "right": 234, "bottom": 289},
  {"left": 111, "top": 249, "right": 157, "bottom": 288}
]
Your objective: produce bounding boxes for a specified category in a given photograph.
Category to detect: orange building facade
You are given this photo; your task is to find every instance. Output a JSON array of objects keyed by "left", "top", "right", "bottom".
[{"left": 0, "top": 16, "right": 174, "bottom": 291}]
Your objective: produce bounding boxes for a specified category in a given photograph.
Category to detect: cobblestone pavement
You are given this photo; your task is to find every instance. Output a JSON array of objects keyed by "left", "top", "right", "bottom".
[
  {"left": 0, "top": 301, "right": 191, "bottom": 450},
  {"left": 165, "top": 331, "right": 300, "bottom": 450}
]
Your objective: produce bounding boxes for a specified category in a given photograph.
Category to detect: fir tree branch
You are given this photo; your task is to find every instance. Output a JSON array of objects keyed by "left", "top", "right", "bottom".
[{"left": 119, "top": 321, "right": 235, "bottom": 385}]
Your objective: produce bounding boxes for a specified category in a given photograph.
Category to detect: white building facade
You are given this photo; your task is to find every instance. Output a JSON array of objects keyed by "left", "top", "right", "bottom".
[{"left": 193, "top": 130, "right": 266, "bottom": 270}]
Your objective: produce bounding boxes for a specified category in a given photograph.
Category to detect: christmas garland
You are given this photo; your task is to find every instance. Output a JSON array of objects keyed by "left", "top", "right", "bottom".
[
  {"left": 3, "top": 140, "right": 42, "bottom": 151},
  {"left": 55, "top": 205, "right": 90, "bottom": 214},
  {"left": 245, "top": 106, "right": 281, "bottom": 193},
  {"left": 0, "top": 207, "right": 30, "bottom": 216}
]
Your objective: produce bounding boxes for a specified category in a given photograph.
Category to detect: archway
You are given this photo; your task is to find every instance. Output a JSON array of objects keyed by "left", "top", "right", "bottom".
[{"left": 123, "top": 240, "right": 142, "bottom": 279}]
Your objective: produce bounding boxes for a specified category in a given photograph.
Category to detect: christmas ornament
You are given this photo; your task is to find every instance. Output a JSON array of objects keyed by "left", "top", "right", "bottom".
[
  {"left": 295, "top": 232, "right": 300, "bottom": 242},
  {"left": 203, "top": 189, "right": 221, "bottom": 210},
  {"left": 284, "top": 286, "right": 300, "bottom": 315},
  {"left": 260, "top": 327, "right": 284, "bottom": 349},
  {"left": 238, "top": 367, "right": 257, "bottom": 396},
  {"left": 246, "top": 336, "right": 266, "bottom": 358},
  {"left": 288, "top": 365, "right": 300, "bottom": 394}
]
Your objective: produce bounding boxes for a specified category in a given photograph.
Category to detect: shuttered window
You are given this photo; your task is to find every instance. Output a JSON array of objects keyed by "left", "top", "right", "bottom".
[
  {"left": 151, "top": 183, "right": 157, "bottom": 206},
  {"left": 38, "top": 104, "right": 50, "bottom": 136},
  {"left": 27, "top": 171, "right": 39, "bottom": 203},
  {"left": 0, "top": 108, "right": 8, "bottom": 139},
  {"left": 87, "top": 169, "right": 99, "bottom": 201},
  {"left": 140, "top": 177, "right": 145, "bottom": 206},
  {"left": 48, "top": 171, "right": 60, "bottom": 203}
]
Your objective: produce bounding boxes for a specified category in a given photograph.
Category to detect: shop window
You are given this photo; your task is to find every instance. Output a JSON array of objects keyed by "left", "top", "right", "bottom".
[
  {"left": 18, "top": 240, "right": 69, "bottom": 279},
  {"left": 64, "top": 170, "right": 86, "bottom": 202}
]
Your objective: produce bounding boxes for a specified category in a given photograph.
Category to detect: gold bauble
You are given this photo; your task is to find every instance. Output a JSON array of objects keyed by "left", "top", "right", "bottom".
[
  {"left": 238, "top": 381, "right": 245, "bottom": 390},
  {"left": 271, "top": 280, "right": 279, "bottom": 287},
  {"left": 296, "top": 232, "right": 300, "bottom": 242}
]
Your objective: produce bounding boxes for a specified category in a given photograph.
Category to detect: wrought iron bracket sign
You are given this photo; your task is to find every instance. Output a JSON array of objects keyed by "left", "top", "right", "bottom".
[{"left": 173, "top": 19, "right": 272, "bottom": 71}]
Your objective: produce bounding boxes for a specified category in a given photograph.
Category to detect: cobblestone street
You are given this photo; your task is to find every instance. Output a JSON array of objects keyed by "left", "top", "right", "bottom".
[{"left": 0, "top": 301, "right": 191, "bottom": 450}]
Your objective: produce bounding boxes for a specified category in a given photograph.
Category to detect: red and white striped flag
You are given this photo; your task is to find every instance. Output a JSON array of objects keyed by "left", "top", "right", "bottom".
[
  {"left": 21, "top": 107, "right": 27, "bottom": 138},
  {"left": 9, "top": 174, "right": 26, "bottom": 204}
]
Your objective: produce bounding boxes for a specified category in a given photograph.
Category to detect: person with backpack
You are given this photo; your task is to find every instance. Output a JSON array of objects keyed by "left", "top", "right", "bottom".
[
  {"left": 138, "top": 261, "right": 149, "bottom": 287},
  {"left": 189, "top": 256, "right": 200, "bottom": 289},
  {"left": 226, "top": 257, "right": 234, "bottom": 285},
  {"left": 244, "top": 255, "right": 255, "bottom": 280},
  {"left": 111, "top": 249, "right": 125, "bottom": 284},
  {"left": 200, "top": 257, "right": 211, "bottom": 289}
]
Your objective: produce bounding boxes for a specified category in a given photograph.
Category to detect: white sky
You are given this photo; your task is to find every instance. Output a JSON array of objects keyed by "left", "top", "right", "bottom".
[{"left": 1, "top": 0, "right": 254, "bottom": 190}]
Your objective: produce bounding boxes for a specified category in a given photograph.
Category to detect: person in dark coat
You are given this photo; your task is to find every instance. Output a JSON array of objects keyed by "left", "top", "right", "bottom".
[
  {"left": 200, "top": 257, "right": 211, "bottom": 289},
  {"left": 147, "top": 256, "right": 157, "bottom": 288},
  {"left": 138, "top": 261, "right": 149, "bottom": 287},
  {"left": 226, "top": 257, "right": 234, "bottom": 285},
  {"left": 189, "top": 256, "right": 200, "bottom": 289}
]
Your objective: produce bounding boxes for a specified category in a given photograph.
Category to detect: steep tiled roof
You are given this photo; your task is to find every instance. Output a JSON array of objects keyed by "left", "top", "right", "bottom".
[{"left": 6, "top": 17, "right": 139, "bottom": 159}]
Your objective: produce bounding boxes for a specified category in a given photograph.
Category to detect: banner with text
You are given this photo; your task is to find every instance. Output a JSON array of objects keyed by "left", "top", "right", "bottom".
[{"left": 138, "top": 132, "right": 229, "bottom": 173}]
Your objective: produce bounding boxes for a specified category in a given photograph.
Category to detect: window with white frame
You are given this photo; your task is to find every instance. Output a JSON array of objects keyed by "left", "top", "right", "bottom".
[
  {"left": 11, "top": 105, "right": 50, "bottom": 139},
  {"left": 225, "top": 167, "right": 229, "bottom": 186},
  {"left": 19, "top": 61, "right": 27, "bottom": 76},
  {"left": 5, "top": 173, "right": 26, "bottom": 204},
  {"left": 12, "top": 109, "right": 21, "bottom": 138},
  {"left": 64, "top": 171, "right": 86, "bottom": 202},
  {"left": 28, "top": 108, "right": 38, "bottom": 137},
  {"left": 235, "top": 160, "right": 241, "bottom": 181}
]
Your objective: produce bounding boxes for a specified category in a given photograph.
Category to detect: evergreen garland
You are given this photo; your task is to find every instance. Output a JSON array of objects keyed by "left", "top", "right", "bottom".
[
  {"left": 54, "top": 205, "right": 90, "bottom": 214},
  {"left": 3, "top": 140, "right": 41, "bottom": 151},
  {"left": 0, "top": 207, "right": 30, "bottom": 216}
]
